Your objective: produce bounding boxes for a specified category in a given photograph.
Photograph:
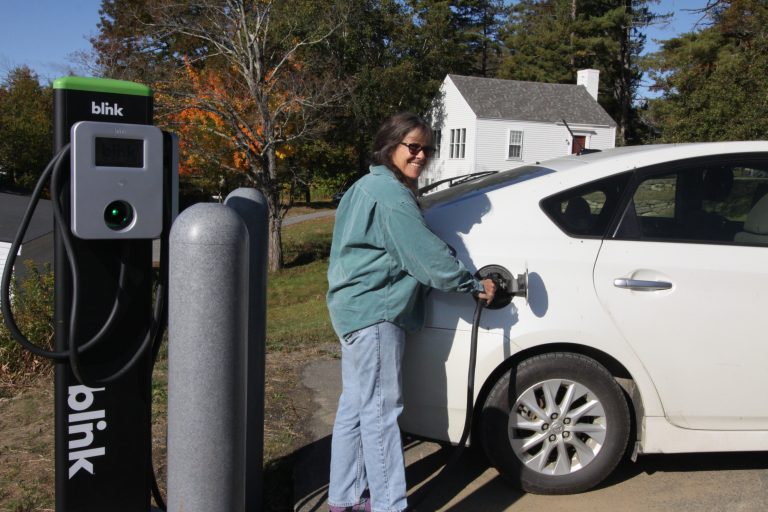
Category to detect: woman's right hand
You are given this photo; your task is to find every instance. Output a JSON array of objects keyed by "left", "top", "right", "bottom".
[{"left": 477, "top": 278, "right": 497, "bottom": 306}]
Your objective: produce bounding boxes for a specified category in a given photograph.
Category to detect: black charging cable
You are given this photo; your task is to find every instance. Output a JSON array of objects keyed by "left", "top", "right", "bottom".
[
  {"left": 2, "top": 146, "right": 131, "bottom": 361},
  {"left": 1, "top": 144, "right": 170, "bottom": 510},
  {"left": 409, "top": 289, "right": 489, "bottom": 508},
  {"left": 1, "top": 145, "right": 166, "bottom": 387},
  {"left": 49, "top": 146, "right": 166, "bottom": 386},
  {"left": 411, "top": 269, "right": 520, "bottom": 508}
]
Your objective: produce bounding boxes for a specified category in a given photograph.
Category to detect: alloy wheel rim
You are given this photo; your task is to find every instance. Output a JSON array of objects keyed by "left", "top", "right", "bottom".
[{"left": 508, "top": 378, "right": 607, "bottom": 476}]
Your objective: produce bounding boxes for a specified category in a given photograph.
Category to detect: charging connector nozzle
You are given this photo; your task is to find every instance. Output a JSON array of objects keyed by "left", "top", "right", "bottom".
[{"left": 476, "top": 264, "right": 528, "bottom": 309}]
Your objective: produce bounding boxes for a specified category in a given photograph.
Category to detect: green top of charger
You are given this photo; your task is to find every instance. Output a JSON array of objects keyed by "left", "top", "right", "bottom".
[{"left": 53, "top": 76, "right": 151, "bottom": 96}]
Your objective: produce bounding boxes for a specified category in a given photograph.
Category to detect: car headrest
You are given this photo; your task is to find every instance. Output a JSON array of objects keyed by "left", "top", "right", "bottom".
[
  {"left": 744, "top": 194, "right": 768, "bottom": 235},
  {"left": 564, "top": 196, "right": 592, "bottom": 231},
  {"left": 702, "top": 167, "right": 734, "bottom": 201}
]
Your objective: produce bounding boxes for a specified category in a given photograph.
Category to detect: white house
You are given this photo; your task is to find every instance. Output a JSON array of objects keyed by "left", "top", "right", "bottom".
[{"left": 421, "top": 70, "right": 616, "bottom": 190}]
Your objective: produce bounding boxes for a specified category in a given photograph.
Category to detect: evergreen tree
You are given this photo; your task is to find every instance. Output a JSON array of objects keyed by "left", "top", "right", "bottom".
[
  {"left": 645, "top": 0, "right": 768, "bottom": 142},
  {"left": 297, "top": 0, "right": 419, "bottom": 178},
  {"left": 498, "top": 0, "right": 575, "bottom": 83},
  {"left": 499, "top": 0, "right": 662, "bottom": 145},
  {"left": 303, "top": 0, "right": 472, "bottom": 176},
  {"left": 0, "top": 67, "right": 52, "bottom": 190},
  {"left": 455, "top": 0, "right": 507, "bottom": 76}
]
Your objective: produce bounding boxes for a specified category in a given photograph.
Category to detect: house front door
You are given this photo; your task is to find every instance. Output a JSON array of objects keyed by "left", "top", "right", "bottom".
[{"left": 571, "top": 135, "right": 587, "bottom": 154}]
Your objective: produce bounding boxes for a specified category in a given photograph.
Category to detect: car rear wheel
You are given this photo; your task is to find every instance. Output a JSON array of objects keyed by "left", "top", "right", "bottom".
[{"left": 479, "top": 352, "right": 630, "bottom": 494}]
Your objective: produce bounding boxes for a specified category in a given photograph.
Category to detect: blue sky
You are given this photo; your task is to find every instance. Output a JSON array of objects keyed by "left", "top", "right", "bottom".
[
  {"left": 644, "top": 0, "right": 709, "bottom": 51},
  {"left": 0, "top": 0, "right": 708, "bottom": 86},
  {"left": 0, "top": 0, "right": 103, "bottom": 82}
]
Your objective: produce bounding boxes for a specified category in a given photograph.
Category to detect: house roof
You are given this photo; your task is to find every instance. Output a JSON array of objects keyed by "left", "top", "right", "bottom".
[
  {"left": 0, "top": 191, "right": 53, "bottom": 244},
  {"left": 447, "top": 74, "right": 617, "bottom": 127}
]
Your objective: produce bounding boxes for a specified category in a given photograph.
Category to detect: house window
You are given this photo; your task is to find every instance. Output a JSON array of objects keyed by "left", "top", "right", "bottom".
[
  {"left": 433, "top": 129, "right": 441, "bottom": 158},
  {"left": 508, "top": 130, "right": 523, "bottom": 159},
  {"left": 450, "top": 128, "right": 466, "bottom": 159}
]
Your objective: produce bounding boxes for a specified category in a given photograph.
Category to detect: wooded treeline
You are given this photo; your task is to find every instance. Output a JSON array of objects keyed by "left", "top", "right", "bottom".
[{"left": 1, "top": 0, "right": 766, "bottom": 269}]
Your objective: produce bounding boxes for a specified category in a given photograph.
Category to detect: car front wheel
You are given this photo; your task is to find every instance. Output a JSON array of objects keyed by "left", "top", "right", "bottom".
[{"left": 479, "top": 352, "right": 631, "bottom": 494}]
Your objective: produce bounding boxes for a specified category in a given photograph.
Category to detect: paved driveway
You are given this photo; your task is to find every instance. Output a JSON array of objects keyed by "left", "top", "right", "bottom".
[
  {"left": 283, "top": 210, "right": 335, "bottom": 226},
  {"left": 294, "top": 358, "right": 768, "bottom": 512}
]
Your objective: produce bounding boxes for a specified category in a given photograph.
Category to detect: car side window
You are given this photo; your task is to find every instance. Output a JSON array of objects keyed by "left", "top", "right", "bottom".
[
  {"left": 541, "top": 173, "right": 631, "bottom": 237},
  {"left": 615, "top": 161, "right": 768, "bottom": 245},
  {"left": 616, "top": 173, "right": 678, "bottom": 239}
]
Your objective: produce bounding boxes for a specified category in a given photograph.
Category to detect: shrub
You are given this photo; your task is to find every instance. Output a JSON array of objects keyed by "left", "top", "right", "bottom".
[{"left": 0, "top": 261, "right": 54, "bottom": 389}]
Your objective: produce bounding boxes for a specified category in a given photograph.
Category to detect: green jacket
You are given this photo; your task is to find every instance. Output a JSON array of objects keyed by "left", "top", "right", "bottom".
[{"left": 327, "top": 165, "right": 483, "bottom": 337}]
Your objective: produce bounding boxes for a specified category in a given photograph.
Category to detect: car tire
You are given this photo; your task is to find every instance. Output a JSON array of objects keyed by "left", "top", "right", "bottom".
[{"left": 479, "top": 352, "right": 630, "bottom": 494}]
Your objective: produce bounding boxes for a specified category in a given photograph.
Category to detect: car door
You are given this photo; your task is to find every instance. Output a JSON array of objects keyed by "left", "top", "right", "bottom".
[{"left": 593, "top": 155, "right": 768, "bottom": 430}]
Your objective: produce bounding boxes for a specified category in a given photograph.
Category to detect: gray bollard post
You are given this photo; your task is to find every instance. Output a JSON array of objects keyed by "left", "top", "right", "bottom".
[
  {"left": 225, "top": 188, "right": 268, "bottom": 512},
  {"left": 167, "top": 203, "right": 249, "bottom": 512}
]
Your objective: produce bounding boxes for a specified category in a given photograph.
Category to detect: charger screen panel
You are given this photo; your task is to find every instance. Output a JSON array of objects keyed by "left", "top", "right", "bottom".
[{"left": 95, "top": 137, "right": 144, "bottom": 168}]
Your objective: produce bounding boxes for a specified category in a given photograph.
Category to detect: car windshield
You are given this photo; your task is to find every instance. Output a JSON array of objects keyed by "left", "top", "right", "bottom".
[{"left": 419, "top": 165, "right": 555, "bottom": 210}]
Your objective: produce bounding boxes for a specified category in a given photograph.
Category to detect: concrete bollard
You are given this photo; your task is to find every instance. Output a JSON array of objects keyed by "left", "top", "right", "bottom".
[
  {"left": 167, "top": 203, "right": 249, "bottom": 512},
  {"left": 225, "top": 188, "right": 268, "bottom": 512}
]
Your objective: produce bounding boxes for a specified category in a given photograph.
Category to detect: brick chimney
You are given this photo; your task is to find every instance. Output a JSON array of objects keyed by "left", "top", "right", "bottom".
[{"left": 577, "top": 69, "right": 600, "bottom": 101}]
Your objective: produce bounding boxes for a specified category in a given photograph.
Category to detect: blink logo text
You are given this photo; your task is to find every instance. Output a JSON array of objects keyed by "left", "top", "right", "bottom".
[
  {"left": 68, "top": 385, "right": 108, "bottom": 479},
  {"left": 91, "top": 101, "right": 124, "bottom": 117}
]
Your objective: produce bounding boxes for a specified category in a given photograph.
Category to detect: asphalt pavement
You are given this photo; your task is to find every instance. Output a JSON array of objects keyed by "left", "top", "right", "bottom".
[
  {"left": 294, "top": 355, "right": 768, "bottom": 512},
  {"left": 283, "top": 210, "right": 336, "bottom": 226}
]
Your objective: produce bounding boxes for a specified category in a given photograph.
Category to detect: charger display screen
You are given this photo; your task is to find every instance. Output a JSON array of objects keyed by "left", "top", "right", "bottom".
[{"left": 95, "top": 137, "right": 144, "bottom": 168}]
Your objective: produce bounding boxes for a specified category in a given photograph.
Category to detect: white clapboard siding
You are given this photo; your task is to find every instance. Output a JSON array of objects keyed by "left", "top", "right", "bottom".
[
  {"left": 428, "top": 76, "right": 478, "bottom": 184},
  {"left": 475, "top": 119, "right": 616, "bottom": 174}
]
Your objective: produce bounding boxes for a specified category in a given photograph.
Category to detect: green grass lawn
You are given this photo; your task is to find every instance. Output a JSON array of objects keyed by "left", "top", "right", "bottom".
[{"left": 269, "top": 216, "right": 336, "bottom": 350}]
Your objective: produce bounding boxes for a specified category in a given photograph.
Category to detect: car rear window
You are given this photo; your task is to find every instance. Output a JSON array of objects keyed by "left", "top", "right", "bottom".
[{"left": 419, "top": 165, "right": 554, "bottom": 210}]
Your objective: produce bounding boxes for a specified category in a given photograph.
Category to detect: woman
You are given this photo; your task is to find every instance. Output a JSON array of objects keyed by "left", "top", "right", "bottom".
[{"left": 326, "top": 112, "right": 495, "bottom": 512}]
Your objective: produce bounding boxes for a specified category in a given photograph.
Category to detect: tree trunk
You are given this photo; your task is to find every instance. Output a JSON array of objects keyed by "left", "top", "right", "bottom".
[
  {"left": 264, "top": 145, "right": 284, "bottom": 271},
  {"left": 570, "top": 0, "right": 577, "bottom": 68},
  {"left": 616, "top": 0, "right": 633, "bottom": 146},
  {"left": 268, "top": 211, "right": 284, "bottom": 272}
]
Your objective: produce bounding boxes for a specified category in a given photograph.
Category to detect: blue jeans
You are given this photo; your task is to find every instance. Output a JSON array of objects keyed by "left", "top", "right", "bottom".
[{"left": 329, "top": 321, "right": 409, "bottom": 512}]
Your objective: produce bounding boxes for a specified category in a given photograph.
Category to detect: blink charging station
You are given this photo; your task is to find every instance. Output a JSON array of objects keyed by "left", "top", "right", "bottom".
[
  {"left": 51, "top": 77, "right": 175, "bottom": 511},
  {"left": 3, "top": 75, "right": 266, "bottom": 512}
]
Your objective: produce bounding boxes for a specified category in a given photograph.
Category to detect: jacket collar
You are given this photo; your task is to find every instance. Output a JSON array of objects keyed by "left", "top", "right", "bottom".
[
  {"left": 369, "top": 164, "right": 394, "bottom": 177},
  {"left": 369, "top": 164, "right": 417, "bottom": 197}
]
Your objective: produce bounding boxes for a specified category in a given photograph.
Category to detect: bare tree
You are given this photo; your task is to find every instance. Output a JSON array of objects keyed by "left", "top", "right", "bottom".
[{"left": 148, "top": 0, "right": 346, "bottom": 270}]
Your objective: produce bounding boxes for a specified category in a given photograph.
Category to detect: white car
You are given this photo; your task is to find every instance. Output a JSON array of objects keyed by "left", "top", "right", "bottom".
[{"left": 401, "top": 142, "right": 768, "bottom": 494}]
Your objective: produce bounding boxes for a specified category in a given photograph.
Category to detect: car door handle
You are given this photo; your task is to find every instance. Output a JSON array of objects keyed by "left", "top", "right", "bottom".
[{"left": 613, "top": 278, "right": 673, "bottom": 291}]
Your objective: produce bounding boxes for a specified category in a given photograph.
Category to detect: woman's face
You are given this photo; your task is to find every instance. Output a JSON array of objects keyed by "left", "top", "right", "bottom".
[{"left": 392, "top": 128, "right": 431, "bottom": 180}]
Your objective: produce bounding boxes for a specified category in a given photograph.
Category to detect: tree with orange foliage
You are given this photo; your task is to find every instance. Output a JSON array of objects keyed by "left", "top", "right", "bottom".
[
  {"left": 147, "top": 0, "right": 346, "bottom": 270},
  {"left": 155, "top": 64, "right": 247, "bottom": 203}
]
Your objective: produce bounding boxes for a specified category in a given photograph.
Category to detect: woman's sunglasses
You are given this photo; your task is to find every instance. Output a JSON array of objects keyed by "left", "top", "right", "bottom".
[{"left": 400, "top": 142, "right": 436, "bottom": 157}]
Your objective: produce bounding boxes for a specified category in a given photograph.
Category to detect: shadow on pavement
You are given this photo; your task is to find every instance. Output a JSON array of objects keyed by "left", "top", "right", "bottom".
[
  {"left": 293, "top": 435, "right": 332, "bottom": 512},
  {"left": 404, "top": 438, "right": 523, "bottom": 512},
  {"left": 293, "top": 434, "right": 523, "bottom": 512},
  {"left": 294, "top": 435, "right": 768, "bottom": 512}
]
